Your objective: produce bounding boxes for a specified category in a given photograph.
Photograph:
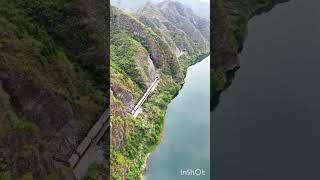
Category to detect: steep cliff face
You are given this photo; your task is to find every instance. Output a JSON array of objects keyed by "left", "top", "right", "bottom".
[
  {"left": 158, "top": 1, "right": 209, "bottom": 41},
  {"left": 0, "top": 0, "right": 108, "bottom": 179},
  {"left": 111, "top": 6, "right": 183, "bottom": 81},
  {"left": 212, "top": 0, "right": 289, "bottom": 109},
  {"left": 138, "top": 1, "right": 210, "bottom": 55},
  {"left": 110, "top": 29, "right": 150, "bottom": 113}
]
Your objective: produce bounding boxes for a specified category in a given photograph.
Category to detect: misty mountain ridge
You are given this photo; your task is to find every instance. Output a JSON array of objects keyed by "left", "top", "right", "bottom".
[
  {"left": 111, "top": 0, "right": 210, "bottom": 19},
  {"left": 137, "top": 0, "right": 209, "bottom": 55}
]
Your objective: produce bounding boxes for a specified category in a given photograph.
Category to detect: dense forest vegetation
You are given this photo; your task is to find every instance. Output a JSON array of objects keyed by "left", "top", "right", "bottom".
[{"left": 0, "top": 0, "right": 108, "bottom": 179}]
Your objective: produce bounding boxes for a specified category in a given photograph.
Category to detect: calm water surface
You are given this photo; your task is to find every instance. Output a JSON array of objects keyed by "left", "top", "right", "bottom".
[
  {"left": 214, "top": 1, "right": 320, "bottom": 180},
  {"left": 144, "top": 56, "right": 210, "bottom": 180}
]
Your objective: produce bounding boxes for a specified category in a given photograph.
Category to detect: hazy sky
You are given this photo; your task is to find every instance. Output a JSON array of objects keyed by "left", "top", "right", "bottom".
[{"left": 182, "top": 0, "right": 210, "bottom": 3}]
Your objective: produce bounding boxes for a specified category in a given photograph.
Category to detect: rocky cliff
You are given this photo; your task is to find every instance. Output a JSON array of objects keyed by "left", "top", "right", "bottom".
[
  {"left": 111, "top": 6, "right": 183, "bottom": 81},
  {"left": 138, "top": 1, "right": 210, "bottom": 55},
  {"left": 0, "top": 0, "right": 108, "bottom": 179}
]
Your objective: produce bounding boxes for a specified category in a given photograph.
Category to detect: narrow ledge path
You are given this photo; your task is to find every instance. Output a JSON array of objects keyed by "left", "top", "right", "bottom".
[
  {"left": 131, "top": 76, "right": 160, "bottom": 118},
  {"left": 68, "top": 109, "right": 109, "bottom": 179}
]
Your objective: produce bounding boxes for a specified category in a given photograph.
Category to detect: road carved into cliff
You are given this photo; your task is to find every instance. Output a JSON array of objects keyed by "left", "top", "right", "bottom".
[
  {"left": 131, "top": 76, "right": 159, "bottom": 118},
  {"left": 68, "top": 109, "right": 109, "bottom": 179}
]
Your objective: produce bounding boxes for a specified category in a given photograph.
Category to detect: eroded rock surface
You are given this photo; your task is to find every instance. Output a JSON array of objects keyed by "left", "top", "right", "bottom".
[{"left": 0, "top": 71, "right": 83, "bottom": 177}]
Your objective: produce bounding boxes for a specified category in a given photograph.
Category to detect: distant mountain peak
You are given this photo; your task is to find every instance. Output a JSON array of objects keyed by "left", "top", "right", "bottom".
[
  {"left": 137, "top": 0, "right": 209, "bottom": 54},
  {"left": 139, "top": 1, "right": 163, "bottom": 18},
  {"left": 158, "top": 0, "right": 194, "bottom": 18}
]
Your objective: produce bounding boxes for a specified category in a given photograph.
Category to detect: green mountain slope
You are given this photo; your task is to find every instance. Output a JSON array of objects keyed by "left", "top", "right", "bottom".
[
  {"left": 111, "top": 6, "right": 183, "bottom": 81},
  {"left": 137, "top": 1, "right": 210, "bottom": 55},
  {"left": 0, "top": 0, "right": 108, "bottom": 179}
]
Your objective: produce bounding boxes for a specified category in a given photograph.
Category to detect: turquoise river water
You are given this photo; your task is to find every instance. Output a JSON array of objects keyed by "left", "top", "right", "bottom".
[{"left": 144, "top": 56, "right": 210, "bottom": 180}]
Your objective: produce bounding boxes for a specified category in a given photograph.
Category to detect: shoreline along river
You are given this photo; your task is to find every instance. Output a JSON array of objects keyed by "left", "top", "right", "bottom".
[
  {"left": 214, "top": 1, "right": 320, "bottom": 179},
  {"left": 144, "top": 56, "right": 210, "bottom": 180}
]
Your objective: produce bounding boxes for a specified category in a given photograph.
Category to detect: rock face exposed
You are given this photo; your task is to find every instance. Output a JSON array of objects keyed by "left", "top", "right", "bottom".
[
  {"left": 111, "top": 84, "right": 135, "bottom": 113},
  {"left": 0, "top": 71, "right": 73, "bottom": 136},
  {"left": 0, "top": 71, "right": 79, "bottom": 178},
  {"left": 111, "top": 6, "right": 183, "bottom": 81},
  {"left": 158, "top": 1, "right": 209, "bottom": 42},
  {"left": 48, "top": 120, "right": 81, "bottom": 163},
  {"left": 138, "top": 1, "right": 210, "bottom": 55},
  {"left": 147, "top": 56, "right": 157, "bottom": 85},
  {"left": 111, "top": 4, "right": 183, "bottom": 115},
  {"left": 0, "top": 71, "right": 83, "bottom": 175}
]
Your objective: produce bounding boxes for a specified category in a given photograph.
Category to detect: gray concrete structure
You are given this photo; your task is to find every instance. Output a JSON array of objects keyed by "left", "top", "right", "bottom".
[{"left": 68, "top": 109, "right": 110, "bottom": 178}]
